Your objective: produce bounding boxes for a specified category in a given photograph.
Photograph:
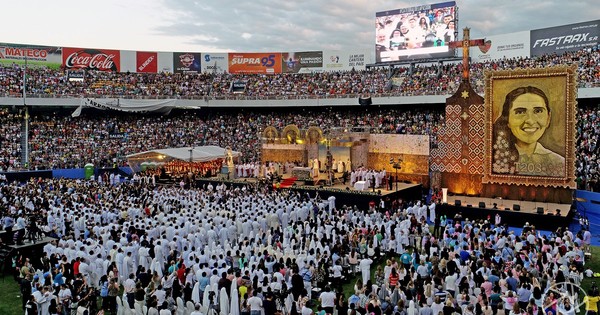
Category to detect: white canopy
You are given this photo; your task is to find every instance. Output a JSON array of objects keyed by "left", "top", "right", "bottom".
[{"left": 126, "top": 145, "right": 241, "bottom": 163}]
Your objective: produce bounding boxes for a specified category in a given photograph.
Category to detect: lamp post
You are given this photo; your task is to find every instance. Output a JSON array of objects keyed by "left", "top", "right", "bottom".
[{"left": 389, "top": 157, "right": 402, "bottom": 192}]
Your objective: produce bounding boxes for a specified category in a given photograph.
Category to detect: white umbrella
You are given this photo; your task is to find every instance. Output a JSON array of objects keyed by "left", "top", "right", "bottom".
[
  {"left": 230, "top": 279, "right": 240, "bottom": 315},
  {"left": 219, "top": 287, "right": 230, "bottom": 315}
]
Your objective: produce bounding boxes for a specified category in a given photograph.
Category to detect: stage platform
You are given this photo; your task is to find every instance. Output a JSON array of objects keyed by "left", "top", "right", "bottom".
[
  {"left": 194, "top": 176, "right": 424, "bottom": 210},
  {"left": 8, "top": 236, "right": 57, "bottom": 250},
  {"left": 439, "top": 196, "right": 574, "bottom": 230}
]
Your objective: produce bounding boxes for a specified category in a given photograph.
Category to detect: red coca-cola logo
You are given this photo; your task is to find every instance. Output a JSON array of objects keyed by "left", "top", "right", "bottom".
[{"left": 63, "top": 48, "right": 120, "bottom": 71}]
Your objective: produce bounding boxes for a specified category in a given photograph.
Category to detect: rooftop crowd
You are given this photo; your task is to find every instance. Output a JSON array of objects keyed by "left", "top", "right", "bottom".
[
  {"left": 2, "top": 176, "right": 595, "bottom": 315},
  {"left": 0, "top": 49, "right": 599, "bottom": 99}
]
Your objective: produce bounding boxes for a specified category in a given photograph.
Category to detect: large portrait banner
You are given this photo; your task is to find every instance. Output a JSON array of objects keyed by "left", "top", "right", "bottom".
[{"left": 483, "top": 66, "right": 577, "bottom": 188}]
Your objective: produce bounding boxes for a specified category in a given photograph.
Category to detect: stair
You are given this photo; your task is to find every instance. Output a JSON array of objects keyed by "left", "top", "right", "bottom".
[
  {"left": 20, "top": 118, "right": 27, "bottom": 167},
  {"left": 273, "top": 177, "right": 297, "bottom": 189}
]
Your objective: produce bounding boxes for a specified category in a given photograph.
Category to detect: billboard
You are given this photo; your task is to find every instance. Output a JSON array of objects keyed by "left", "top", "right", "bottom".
[
  {"left": 323, "top": 50, "right": 367, "bottom": 71},
  {"left": 483, "top": 66, "right": 577, "bottom": 189},
  {"left": 531, "top": 20, "right": 600, "bottom": 57},
  {"left": 281, "top": 51, "right": 323, "bottom": 73},
  {"left": 137, "top": 51, "right": 158, "bottom": 73},
  {"left": 471, "top": 31, "right": 530, "bottom": 62},
  {"left": 0, "top": 43, "right": 62, "bottom": 69},
  {"left": 375, "top": 1, "right": 456, "bottom": 62},
  {"left": 201, "top": 53, "right": 228, "bottom": 73},
  {"left": 173, "top": 52, "right": 201, "bottom": 74},
  {"left": 228, "top": 52, "right": 282, "bottom": 74},
  {"left": 62, "top": 47, "right": 120, "bottom": 71}
]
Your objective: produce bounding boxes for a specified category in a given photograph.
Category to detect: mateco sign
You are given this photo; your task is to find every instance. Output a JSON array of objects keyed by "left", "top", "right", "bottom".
[{"left": 531, "top": 20, "right": 600, "bottom": 56}]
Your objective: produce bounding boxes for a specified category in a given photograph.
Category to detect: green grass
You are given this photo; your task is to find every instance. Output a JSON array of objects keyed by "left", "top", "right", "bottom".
[
  {"left": 0, "top": 275, "right": 26, "bottom": 315},
  {"left": 579, "top": 246, "right": 600, "bottom": 294},
  {"left": 1, "top": 247, "right": 599, "bottom": 314}
]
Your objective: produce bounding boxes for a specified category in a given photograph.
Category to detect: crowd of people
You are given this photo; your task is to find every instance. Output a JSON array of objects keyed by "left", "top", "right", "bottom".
[
  {"left": 0, "top": 106, "right": 444, "bottom": 172},
  {"left": 0, "top": 102, "right": 597, "bottom": 191},
  {"left": 2, "top": 176, "right": 594, "bottom": 315},
  {"left": 0, "top": 49, "right": 599, "bottom": 99}
]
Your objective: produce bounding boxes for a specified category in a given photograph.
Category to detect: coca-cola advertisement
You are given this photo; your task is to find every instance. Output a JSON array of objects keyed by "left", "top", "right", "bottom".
[
  {"left": 136, "top": 51, "right": 157, "bottom": 73},
  {"left": 62, "top": 47, "right": 120, "bottom": 71}
]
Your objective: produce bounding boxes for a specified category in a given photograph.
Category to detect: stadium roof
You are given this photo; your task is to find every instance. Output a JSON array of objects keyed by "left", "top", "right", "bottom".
[{"left": 126, "top": 146, "right": 240, "bottom": 163}]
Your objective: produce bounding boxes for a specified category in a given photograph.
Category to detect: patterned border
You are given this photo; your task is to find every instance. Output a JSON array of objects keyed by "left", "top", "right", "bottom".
[{"left": 482, "top": 66, "right": 577, "bottom": 188}]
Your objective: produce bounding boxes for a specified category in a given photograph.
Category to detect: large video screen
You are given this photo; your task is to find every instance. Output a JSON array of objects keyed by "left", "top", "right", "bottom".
[{"left": 375, "top": 1, "right": 456, "bottom": 62}]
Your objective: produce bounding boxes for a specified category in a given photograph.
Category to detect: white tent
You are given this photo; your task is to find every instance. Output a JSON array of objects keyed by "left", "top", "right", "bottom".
[{"left": 126, "top": 146, "right": 240, "bottom": 164}]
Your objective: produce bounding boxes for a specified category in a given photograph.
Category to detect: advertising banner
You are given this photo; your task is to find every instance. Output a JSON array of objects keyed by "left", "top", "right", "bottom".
[
  {"left": 228, "top": 52, "right": 282, "bottom": 74},
  {"left": 67, "top": 70, "right": 85, "bottom": 82},
  {"left": 281, "top": 51, "right": 323, "bottom": 73},
  {"left": 471, "top": 31, "right": 530, "bottom": 62},
  {"left": 201, "top": 53, "right": 228, "bottom": 73},
  {"left": 137, "top": 51, "right": 158, "bottom": 73},
  {"left": 230, "top": 81, "right": 246, "bottom": 93},
  {"left": 375, "top": 1, "right": 456, "bottom": 62},
  {"left": 530, "top": 20, "right": 600, "bottom": 56},
  {"left": 323, "top": 50, "right": 368, "bottom": 71},
  {"left": 62, "top": 47, "right": 120, "bottom": 71},
  {"left": 0, "top": 43, "right": 62, "bottom": 69},
  {"left": 173, "top": 52, "right": 201, "bottom": 74}
]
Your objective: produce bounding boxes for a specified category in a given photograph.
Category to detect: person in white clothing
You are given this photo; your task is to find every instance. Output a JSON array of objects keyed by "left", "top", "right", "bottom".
[
  {"left": 359, "top": 257, "right": 373, "bottom": 285},
  {"left": 247, "top": 293, "right": 263, "bottom": 315}
]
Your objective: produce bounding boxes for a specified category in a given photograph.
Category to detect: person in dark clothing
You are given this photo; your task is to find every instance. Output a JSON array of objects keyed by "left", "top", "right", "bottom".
[
  {"left": 25, "top": 294, "right": 37, "bottom": 315},
  {"left": 183, "top": 282, "right": 193, "bottom": 303},
  {"left": 21, "top": 275, "right": 32, "bottom": 310},
  {"left": 291, "top": 265, "right": 304, "bottom": 301},
  {"left": 263, "top": 292, "right": 277, "bottom": 315}
]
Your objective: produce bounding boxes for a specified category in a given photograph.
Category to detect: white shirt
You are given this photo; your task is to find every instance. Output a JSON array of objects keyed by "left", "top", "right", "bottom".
[
  {"left": 319, "top": 291, "right": 336, "bottom": 307},
  {"left": 247, "top": 296, "right": 262, "bottom": 310}
]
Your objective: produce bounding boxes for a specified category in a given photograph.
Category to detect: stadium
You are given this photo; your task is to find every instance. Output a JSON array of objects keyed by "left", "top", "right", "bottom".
[{"left": 1, "top": 2, "right": 600, "bottom": 315}]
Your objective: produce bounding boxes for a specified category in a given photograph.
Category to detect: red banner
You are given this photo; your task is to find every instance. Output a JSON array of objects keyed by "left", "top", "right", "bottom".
[
  {"left": 136, "top": 51, "right": 157, "bottom": 73},
  {"left": 62, "top": 47, "right": 120, "bottom": 71},
  {"left": 228, "top": 52, "right": 282, "bottom": 74}
]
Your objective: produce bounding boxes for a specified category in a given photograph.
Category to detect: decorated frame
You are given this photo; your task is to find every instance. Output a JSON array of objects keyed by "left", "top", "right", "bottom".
[{"left": 483, "top": 66, "right": 576, "bottom": 188}]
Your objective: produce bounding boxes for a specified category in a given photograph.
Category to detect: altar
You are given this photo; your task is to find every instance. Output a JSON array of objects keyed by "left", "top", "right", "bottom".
[
  {"left": 353, "top": 180, "right": 368, "bottom": 191},
  {"left": 291, "top": 167, "right": 314, "bottom": 181}
]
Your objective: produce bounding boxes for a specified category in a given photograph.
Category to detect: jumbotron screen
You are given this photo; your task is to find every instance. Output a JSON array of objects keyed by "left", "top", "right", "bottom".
[{"left": 376, "top": 1, "right": 457, "bottom": 62}]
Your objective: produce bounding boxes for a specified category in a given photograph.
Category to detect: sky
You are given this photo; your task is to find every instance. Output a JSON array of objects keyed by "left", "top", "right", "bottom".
[{"left": 3, "top": 0, "right": 599, "bottom": 53}]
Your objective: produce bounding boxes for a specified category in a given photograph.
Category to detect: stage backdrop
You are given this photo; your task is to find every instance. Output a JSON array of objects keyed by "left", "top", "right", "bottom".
[
  {"left": 368, "top": 134, "right": 430, "bottom": 186},
  {"left": 261, "top": 144, "right": 307, "bottom": 166},
  {"left": 430, "top": 79, "right": 486, "bottom": 195}
]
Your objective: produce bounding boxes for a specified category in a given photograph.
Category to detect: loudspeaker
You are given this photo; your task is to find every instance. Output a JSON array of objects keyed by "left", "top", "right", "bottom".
[
  {"left": 454, "top": 200, "right": 461, "bottom": 206},
  {"left": 505, "top": 207, "right": 510, "bottom": 211},
  {"left": 513, "top": 204, "right": 520, "bottom": 211},
  {"left": 537, "top": 207, "right": 544, "bottom": 214},
  {"left": 467, "top": 204, "right": 472, "bottom": 208},
  {"left": 479, "top": 202, "right": 486, "bottom": 208}
]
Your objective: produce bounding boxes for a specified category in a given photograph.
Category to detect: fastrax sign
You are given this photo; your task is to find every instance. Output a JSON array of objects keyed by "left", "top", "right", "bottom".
[{"left": 530, "top": 20, "right": 600, "bottom": 56}]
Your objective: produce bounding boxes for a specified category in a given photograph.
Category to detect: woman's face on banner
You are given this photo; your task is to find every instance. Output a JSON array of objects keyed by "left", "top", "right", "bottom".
[{"left": 507, "top": 93, "right": 550, "bottom": 146}]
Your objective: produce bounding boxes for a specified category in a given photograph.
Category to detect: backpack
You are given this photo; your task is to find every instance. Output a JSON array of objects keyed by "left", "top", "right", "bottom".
[{"left": 100, "top": 281, "right": 109, "bottom": 297}]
